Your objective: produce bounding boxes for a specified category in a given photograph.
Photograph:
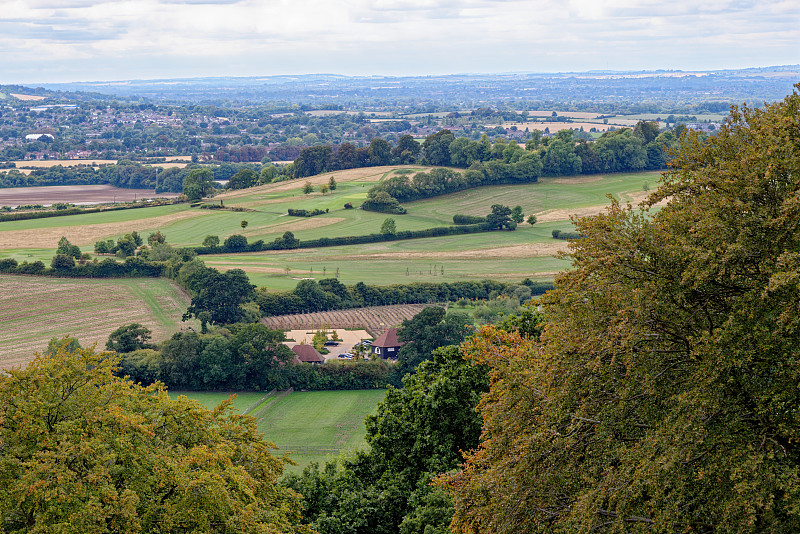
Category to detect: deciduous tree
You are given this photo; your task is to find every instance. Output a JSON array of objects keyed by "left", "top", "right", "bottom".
[
  {"left": 441, "top": 86, "right": 800, "bottom": 532},
  {"left": 0, "top": 342, "right": 312, "bottom": 534}
]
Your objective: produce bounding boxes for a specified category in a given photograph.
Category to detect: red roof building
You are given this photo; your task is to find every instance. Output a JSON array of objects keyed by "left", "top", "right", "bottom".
[
  {"left": 371, "top": 327, "right": 403, "bottom": 359},
  {"left": 291, "top": 344, "right": 325, "bottom": 364}
]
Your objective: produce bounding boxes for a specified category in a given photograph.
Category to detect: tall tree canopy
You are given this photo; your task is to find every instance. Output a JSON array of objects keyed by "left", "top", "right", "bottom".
[
  {"left": 0, "top": 342, "right": 312, "bottom": 534},
  {"left": 441, "top": 87, "right": 800, "bottom": 531}
]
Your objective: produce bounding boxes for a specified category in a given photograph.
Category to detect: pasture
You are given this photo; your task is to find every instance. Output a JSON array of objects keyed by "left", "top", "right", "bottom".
[
  {"left": 0, "top": 275, "right": 196, "bottom": 369},
  {"left": 173, "top": 389, "right": 387, "bottom": 472},
  {"left": 0, "top": 165, "right": 660, "bottom": 287}
]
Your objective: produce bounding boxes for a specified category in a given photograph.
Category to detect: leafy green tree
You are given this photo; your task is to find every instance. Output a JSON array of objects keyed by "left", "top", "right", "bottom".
[
  {"left": 56, "top": 236, "right": 81, "bottom": 259},
  {"left": 328, "top": 176, "right": 337, "bottom": 190},
  {"left": 0, "top": 342, "right": 312, "bottom": 534},
  {"left": 397, "top": 306, "right": 472, "bottom": 373},
  {"left": 380, "top": 217, "right": 397, "bottom": 235},
  {"left": 392, "top": 134, "right": 422, "bottom": 164},
  {"left": 510, "top": 205, "right": 524, "bottom": 223},
  {"left": 422, "top": 129, "right": 455, "bottom": 166},
  {"left": 202, "top": 234, "right": 220, "bottom": 248},
  {"left": 147, "top": 230, "right": 166, "bottom": 245},
  {"left": 303, "top": 181, "right": 314, "bottom": 194},
  {"left": 183, "top": 268, "right": 255, "bottom": 325},
  {"left": 320, "top": 184, "right": 329, "bottom": 195},
  {"left": 224, "top": 234, "right": 248, "bottom": 250},
  {"left": 240, "top": 219, "right": 249, "bottom": 230},
  {"left": 182, "top": 168, "right": 214, "bottom": 201},
  {"left": 228, "top": 168, "right": 259, "bottom": 190},
  {"left": 106, "top": 323, "right": 153, "bottom": 353},
  {"left": 284, "top": 346, "right": 488, "bottom": 534},
  {"left": 485, "top": 204, "right": 514, "bottom": 230},
  {"left": 526, "top": 214, "right": 537, "bottom": 225},
  {"left": 441, "top": 86, "right": 800, "bottom": 532},
  {"left": 50, "top": 253, "right": 74, "bottom": 270}
]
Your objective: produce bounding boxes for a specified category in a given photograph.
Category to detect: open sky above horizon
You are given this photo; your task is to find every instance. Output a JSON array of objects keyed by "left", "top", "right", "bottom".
[{"left": 1, "top": 0, "right": 798, "bottom": 84}]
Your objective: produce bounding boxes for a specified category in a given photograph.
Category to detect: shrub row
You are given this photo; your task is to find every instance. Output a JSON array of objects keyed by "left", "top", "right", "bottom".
[
  {"left": 0, "top": 257, "right": 169, "bottom": 278},
  {"left": 255, "top": 278, "right": 554, "bottom": 317},
  {"left": 193, "top": 224, "right": 494, "bottom": 255},
  {"left": 453, "top": 214, "right": 487, "bottom": 225},
  {"left": 551, "top": 229, "right": 584, "bottom": 240},
  {"left": 287, "top": 208, "right": 328, "bottom": 217}
]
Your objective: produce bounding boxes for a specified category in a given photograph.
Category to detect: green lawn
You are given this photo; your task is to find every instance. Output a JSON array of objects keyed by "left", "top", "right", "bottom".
[{"left": 173, "top": 389, "right": 387, "bottom": 472}]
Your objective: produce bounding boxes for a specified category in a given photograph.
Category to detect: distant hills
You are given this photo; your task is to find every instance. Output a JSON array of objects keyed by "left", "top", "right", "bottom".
[{"left": 15, "top": 66, "right": 798, "bottom": 106}]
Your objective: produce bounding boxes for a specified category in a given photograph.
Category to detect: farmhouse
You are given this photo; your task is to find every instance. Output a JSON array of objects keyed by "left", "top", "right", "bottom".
[
  {"left": 291, "top": 344, "right": 325, "bottom": 364},
  {"left": 371, "top": 327, "right": 403, "bottom": 359}
]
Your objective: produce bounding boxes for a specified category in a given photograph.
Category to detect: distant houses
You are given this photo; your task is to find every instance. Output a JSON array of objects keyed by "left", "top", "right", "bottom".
[{"left": 371, "top": 327, "right": 403, "bottom": 359}]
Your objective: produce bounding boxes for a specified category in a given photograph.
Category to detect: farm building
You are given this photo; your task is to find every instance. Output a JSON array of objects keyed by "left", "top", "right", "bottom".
[
  {"left": 371, "top": 327, "right": 403, "bottom": 359},
  {"left": 291, "top": 344, "right": 325, "bottom": 365}
]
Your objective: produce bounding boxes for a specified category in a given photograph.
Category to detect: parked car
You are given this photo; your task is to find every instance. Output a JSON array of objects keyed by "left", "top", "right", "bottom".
[
  {"left": 337, "top": 353, "right": 353, "bottom": 359},
  {"left": 324, "top": 340, "right": 340, "bottom": 346}
]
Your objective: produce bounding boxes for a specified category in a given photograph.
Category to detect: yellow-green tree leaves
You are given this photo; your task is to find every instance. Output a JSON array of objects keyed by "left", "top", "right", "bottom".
[{"left": 0, "top": 342, "right": 314, "bottom": 534}]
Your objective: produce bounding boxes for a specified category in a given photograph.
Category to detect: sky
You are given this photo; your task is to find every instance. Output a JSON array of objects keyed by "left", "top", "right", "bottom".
[{"left": 1, "top": 0, "right": 798, "bottom": 84}]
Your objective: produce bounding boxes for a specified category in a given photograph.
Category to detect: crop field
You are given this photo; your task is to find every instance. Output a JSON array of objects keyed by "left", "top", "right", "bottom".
[
  {"left": 0, "top": 275, "right": 196, "bottom": 369},
  {"left": 174, "top": 389, "right": 387, "bottom": 472},
  {"left": 261, "top": 303, "right": 431, "bottom": 334},
  {"left": 0, "top": 166, "right": 660, "bottom": 287},
  {"left": 0, "top": 184, "right": 179, "bottom": 208}
]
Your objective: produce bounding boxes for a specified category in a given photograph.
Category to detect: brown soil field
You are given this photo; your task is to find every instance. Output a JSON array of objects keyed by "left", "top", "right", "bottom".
[
  {"left": 10, "top": 94, "right": 46, "bottom": 101},
  {"left": 0, "top": 210, "right": 206, "bottom": 249},
  {"left": 0, "top": 275, "right": 193, "bottom": 370},
  {"left": 0, "top": 184, "right": 180, "bottom": 208}
]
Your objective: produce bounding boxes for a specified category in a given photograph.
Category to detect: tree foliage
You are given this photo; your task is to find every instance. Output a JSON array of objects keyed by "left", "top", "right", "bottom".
[
  {"left": 441, "top": 86, "right": 800, "bottom": 532},
  {"left": 0, "top": 342, "right": 312, "bottom": 534}
]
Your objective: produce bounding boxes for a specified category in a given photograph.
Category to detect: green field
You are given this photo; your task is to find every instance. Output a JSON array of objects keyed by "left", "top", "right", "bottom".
[
  {"left": 0, "top": 166, "right": 661, "bottom": 287},
  {"left": 0, "top": 275, "right": 197, "bottom": 369},
  {"left": 173, "top": 389, "right": 387, "bottom": 472}
]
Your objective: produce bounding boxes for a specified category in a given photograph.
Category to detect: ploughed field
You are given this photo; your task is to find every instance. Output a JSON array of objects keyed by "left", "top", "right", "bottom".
[
  {"left": 0, "top": 275, "right": 195, "bottom": 369},
  {"left": 0, "top": 184, "right": 180, "bottom": 207}
]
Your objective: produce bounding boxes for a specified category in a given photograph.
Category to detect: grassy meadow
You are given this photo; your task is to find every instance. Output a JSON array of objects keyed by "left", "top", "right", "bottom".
[
  {"left": 0, "top": 165, "right": 661, "bottom": 289},
  {"left": 172, "top": 389, "right": 387, "bottom": 472}
]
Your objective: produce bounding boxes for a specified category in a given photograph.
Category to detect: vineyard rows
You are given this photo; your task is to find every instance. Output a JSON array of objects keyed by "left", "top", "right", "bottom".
[{"left": 260, "top": 303, "right": 432, "bottom": 336}]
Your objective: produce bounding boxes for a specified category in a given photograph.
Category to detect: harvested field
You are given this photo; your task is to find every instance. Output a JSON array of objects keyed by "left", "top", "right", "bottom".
[
  {"left": 241, "top": 216, "right": 345, "bottom": 237},
  {"left": 0, "top": 275, "right": 194, "bottom": 370},
  {"left": 261, "top": 303, "right": 430, "bottom": 336},
  {"left": 216, "top": 165, "right": 435, "bottom": 200},
  {"left": 10, "top": 94, "right": 46, "bottom": 101},
  {"left": 0, "top": 209, "right": 206, "bottom": 248},
  {"left": 503, "top": 121, "right": 620, "bottom": 132},
  {"left": 12, "top": 159, "right": 117, "bottom": 168},
  {"left": 0, "top": 184, "right": 179, "bottom": 208},
  {"left": 345, "top": 242, "right": 566, "bottom": 260}
]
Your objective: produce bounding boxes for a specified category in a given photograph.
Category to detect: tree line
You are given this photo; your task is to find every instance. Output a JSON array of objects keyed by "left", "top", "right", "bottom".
[{"left": 291, "top": 122, "right": 682, "bottom": 181}]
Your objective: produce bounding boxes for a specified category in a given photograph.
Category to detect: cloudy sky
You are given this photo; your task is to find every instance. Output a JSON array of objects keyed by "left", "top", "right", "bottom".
[{"left": 1, "top": 0, "right": 798, "bottom": 83}]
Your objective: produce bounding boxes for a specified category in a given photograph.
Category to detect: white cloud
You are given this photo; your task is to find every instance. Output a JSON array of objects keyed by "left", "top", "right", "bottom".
[{"left": 0, "top": 0, "right": 797, "bottom": 83}]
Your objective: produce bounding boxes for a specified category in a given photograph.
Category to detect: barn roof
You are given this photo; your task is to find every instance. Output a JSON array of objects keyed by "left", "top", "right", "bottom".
[
  {"left": 291, "top": 344, "right": 325, "bottom": 363},
  {"left": 372, "top": 327, "right": 402, "bottom": 348}
]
